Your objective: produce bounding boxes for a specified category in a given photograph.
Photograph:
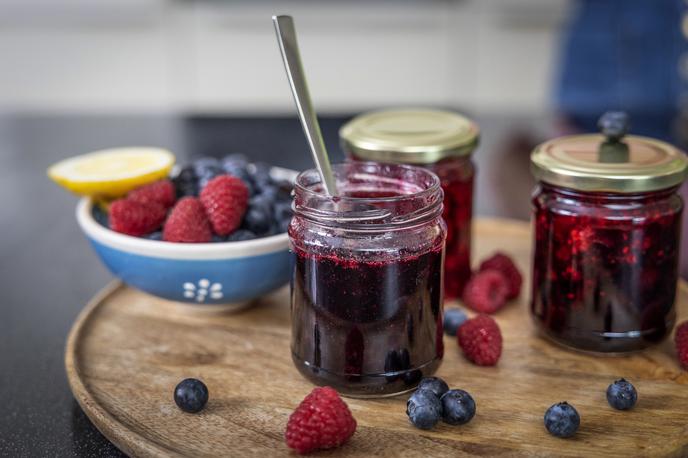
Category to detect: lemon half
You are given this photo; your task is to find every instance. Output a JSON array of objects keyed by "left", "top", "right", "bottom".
[{"left": 48, "top": 147, "right": 175, "bottom": 198}]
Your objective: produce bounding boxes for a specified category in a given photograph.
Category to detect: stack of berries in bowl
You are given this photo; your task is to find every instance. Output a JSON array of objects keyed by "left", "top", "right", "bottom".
[{"left": 99, "top": 155, "right": 294, "bottom": 243}]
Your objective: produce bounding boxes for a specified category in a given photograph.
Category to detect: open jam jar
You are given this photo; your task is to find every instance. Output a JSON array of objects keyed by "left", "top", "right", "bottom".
[
  {"left": 340, "top": 109, "right": 478, "bottom": 298},
  {"left": 530, "top": 112, "right": 688, "bottom": 353},
  {"left": 289, "top": 161, "right": 446, "bottom": 397}
]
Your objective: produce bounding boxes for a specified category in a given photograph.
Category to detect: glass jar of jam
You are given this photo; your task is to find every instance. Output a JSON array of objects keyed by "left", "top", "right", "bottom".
[
  {"left": 340, "top": 109, "right": 478, "bottom": 299},
  {"left": 530, "top": 112, "right": 688, "bottom": 353},
  {"left": 289, "top": 161, "right": 446, "bottom": 397}
]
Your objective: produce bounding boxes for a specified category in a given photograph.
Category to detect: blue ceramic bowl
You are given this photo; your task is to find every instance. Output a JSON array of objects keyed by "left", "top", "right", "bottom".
[{"left": 76, "top": 169, "right": 295, "bottom": 311}]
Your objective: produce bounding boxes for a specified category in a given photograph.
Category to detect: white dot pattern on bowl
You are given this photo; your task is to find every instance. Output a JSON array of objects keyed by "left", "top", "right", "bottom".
[{"left": 181, "top": 279, "right": 223, "bottom": 302}]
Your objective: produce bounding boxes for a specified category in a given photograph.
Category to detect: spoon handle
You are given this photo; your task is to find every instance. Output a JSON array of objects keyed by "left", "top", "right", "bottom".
[{"left": 272, "top": 15, "right": 338, "bottom": 196}]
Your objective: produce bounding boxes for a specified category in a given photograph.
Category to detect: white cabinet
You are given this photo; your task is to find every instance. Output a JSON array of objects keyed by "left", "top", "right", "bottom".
[
  {"left": 0, "top": 0, "right": 173, "bottom": 111},
  {"left": 0, "top": 0, "right": 568, "bottom": 113},
  {"left": 187, "top": 2, "right": 461, "bottom": 113}
]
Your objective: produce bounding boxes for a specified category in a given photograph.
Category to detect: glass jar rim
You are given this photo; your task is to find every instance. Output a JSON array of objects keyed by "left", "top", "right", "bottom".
[{"left": 293, "top": 162, "right": 443, "bottom": 230}]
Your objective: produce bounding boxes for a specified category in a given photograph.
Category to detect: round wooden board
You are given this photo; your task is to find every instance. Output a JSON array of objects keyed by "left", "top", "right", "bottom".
[{"left": 66, "top": 218, "right": 688, "bottom": 458}]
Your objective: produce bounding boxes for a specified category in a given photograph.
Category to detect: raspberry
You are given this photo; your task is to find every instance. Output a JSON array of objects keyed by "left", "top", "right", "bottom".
[
  {"left": 675, "top": 321, "right": 688, "bottom": 370},
  {"left": 109, "top": 199, "right": 166, "bottom": 236},
  {"left": 128, "top": 179, "right": 176, "bottom": 209},
  {"left": 285, "top": 387, "right": 356, "bottom": 454},
  {"left": 457, "top": 314, "right": 502, "bottom": 366},
  {"left": 163, "top": 197, "right": 212, "bottom": 243},
  {"left": 479, "top": 252, "right": 523, "bottom": 299},
  {"left": 199, "top": 175, "right": 249, "bottom": 236},
  {"left": 462, "top": 270, "right": 509, "bottom": 314}
]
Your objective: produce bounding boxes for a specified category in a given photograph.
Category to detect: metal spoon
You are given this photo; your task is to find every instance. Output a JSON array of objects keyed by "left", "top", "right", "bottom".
[{"left": 272, "top": 15, "right": 338, "bottom": 196}]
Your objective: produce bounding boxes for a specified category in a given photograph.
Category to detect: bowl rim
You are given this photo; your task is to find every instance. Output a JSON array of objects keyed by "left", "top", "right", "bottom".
[
  {"left": 77, "top": 199, "right": 289, "bottom": 260},
  {"left": 76, "top": 166, "right": 297, "bottom": 260}
]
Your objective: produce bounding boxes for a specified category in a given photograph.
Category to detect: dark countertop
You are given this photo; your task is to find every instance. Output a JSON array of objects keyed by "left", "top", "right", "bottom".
[{"left": 0, "top": 112, "right": 578, "bottom": 456}]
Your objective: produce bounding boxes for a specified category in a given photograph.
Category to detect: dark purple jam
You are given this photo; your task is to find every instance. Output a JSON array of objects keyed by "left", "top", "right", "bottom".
[
  {"left": 531, "top": 184, "right": 683, "bottom": 352},
  {"left": 290, "top": 245, "right": 444, "bottom": 397}
]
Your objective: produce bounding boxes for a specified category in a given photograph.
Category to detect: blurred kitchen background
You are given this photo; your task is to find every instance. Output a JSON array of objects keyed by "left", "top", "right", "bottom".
[
  {"left": 3, "top": 0, "right": 688, "bottom": 249},
  {"left": 3, "top": 1, "right": 688, "bottom": 455},
  {"left": 0, "top": 0, "right": 564, "bottom": 114},
  {"left": 0, "top": 0, "right": 576, "bottom": 231}
]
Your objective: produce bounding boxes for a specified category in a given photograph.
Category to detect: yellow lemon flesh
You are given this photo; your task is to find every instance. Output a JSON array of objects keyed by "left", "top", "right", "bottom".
[{"left": 48, "top": 147, "right": 175, "bottom": 198}]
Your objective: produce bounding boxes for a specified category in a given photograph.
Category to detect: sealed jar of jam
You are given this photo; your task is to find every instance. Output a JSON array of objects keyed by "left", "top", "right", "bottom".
[
  {"left": 340, "top": 109, "right": 478, "bottom": 298},
  {"left": 289, "top": 161, "right": 446, "bottom": 397},
  {"left": 530, "top": 112, "right": 688, "bottom": 353}
]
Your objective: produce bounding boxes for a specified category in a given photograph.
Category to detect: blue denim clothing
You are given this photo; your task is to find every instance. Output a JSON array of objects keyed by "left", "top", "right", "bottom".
[
  {"left": 557, "top": 1, "right": 688, "bottom": 279},
  {"left": 556, "top": 0, "right": 687, "bottom": 141}
]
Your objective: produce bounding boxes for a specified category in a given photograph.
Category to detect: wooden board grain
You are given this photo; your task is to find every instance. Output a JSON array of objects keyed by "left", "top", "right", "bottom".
[{"left": 65, "top": 218, "right": 688, "bottom": 458}]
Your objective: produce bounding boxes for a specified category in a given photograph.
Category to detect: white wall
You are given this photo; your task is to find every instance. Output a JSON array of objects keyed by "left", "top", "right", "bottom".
[{"left": 0, "top": 0, "right": 568, "bottom": 114}]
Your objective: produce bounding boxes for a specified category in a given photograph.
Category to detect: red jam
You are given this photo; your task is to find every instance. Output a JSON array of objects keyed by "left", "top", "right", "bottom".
[
  {"left": 531, "top": 184, "right": 683, "bottom": 352},
  {"left": 429, "top": 157, "right": 474, "bottom": 298},
  {"left": 289, "top": 162, "right": 446, "bottom": 397}
]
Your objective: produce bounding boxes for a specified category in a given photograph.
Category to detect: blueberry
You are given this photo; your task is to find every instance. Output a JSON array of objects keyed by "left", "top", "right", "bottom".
[
  {"left": 544, "top": 402, "right": 580, "bottom": 438},
  {"left": 440, "top": 389, "right": 476, "bottom": 425},
  {"left": 274, "top": 202, "right": 294, "bottom": 221},
  {"left": 145, "top": 231, "right": 163, "bottom": 241},
  {"left": 443, "top": 308, "right": 468, "bottom": 336},
  {"left": 193, "top": 157, "right": 221, "bottom": 173},
  {"left": 259, "top": 184, "right": 279, "bottom": 201},
  {"left": 173, "top": 165, "right": 198, "bottom": 197},
  {"left": 223, "top": 163, "right": 253, "bottom": 189},
  {"left": 211, "top": 234, "right": 227, "bottom": 243},
  {"left": 197, "top": 178, "right": 211, "bottom": 191},
  {"left": 606, "top": 378, "right": 637, "bottom": 410},
  {"left": 176, "top": 181, "right": 198, "bottom": 197},
  {"left": 276, "top": 187, "right": 293, "bottom": 203},
  {"left": 176, "top": 164, "right": 197, "bottom": 182},
  {"left": 406, "top": 390, "right": 442, "bottom": 430},
  {"left": 277, "top": 218, "right": 291, "bottom": 234},
  {"left": 249, "top": 162, "right": 273, "bottom": 187},
  {"left": 250, "top": 194, "right": 275, "bottom": 213},
  {"left": 222, "top": 153, "right": 248, "bottom": 168},
  {"left": 243, "top": 206, "right": 272, "bottom": 235},
  {"left": 227, "top": 229, "right": 257, "bottom": 242},
  {"left": 416, "top": 377, "right": 449, "bottom": 398},
  {"left": 174, "top": 378, "right": 208, "bottom": 413},
  {"left": 222, "top": 157, "right": 250, "bottom": 177},
  {"left": 265, "top": 223, "right": 280, "bottom": 236},
  {"left": 598, "top": 111, "right": 629, "bottom": 141},
  {"left": 240, "top": 179, "right": 256, "bottom": 197},
  {"left": 92, "top": 205, "right": 109, "bottom": 228}
]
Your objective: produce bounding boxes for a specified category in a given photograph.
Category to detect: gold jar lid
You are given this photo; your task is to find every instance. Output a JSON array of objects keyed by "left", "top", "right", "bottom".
[
  {"left": 339, "top": 109, "right": 479, "bottom": 164},
  {"left": 531, "top": 113, "right": 688, "bottom": 193}
]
